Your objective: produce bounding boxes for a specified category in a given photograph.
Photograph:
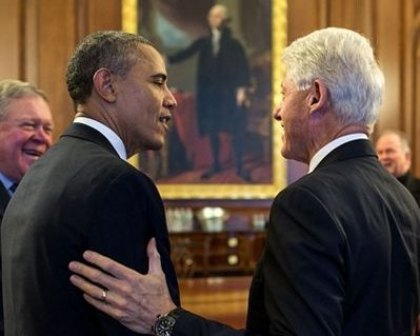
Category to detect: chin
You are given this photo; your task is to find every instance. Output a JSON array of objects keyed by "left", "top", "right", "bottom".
[{"left": 280, "top": 147, "right": 291, "bottom": 160}]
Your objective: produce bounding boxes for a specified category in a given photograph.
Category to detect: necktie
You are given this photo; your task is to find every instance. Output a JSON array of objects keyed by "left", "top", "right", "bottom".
[{"left": 9, "top": 183, "right": 18, "bottom": 194}]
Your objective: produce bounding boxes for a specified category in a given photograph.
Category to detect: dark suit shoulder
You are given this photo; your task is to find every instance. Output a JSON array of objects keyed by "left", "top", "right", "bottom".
[
  {"left": 403, "top": 173, "right": 420, "bottom": 207},
  {"left": 405, "top": 172, "right": 420, "bottom": 190}
]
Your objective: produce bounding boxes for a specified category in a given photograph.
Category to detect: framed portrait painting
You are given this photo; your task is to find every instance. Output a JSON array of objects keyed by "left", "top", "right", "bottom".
[{"left": 122, "top": 0, "right": 287, "bottom": 199}]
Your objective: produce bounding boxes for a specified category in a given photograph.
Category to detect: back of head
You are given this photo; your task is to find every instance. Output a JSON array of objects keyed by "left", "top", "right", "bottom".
[
  {"left": 0, "top": 79, "right": 48, "bottom": 120},
  {"left": 66, "top": 30, "right": 152, "bottom": 106},
  {"left": 282, "top": 27, "right": 384, "bottom": 130}
]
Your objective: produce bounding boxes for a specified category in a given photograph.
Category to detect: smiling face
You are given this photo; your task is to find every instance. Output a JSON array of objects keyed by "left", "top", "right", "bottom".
[
  {"left": 113, "top": 44, "right": 177, "bottom": 156},
  {"left": 376, "top": 133, "right": 411, "bottom": 177},
  {"left": 273, "top": 77, "right": 313, "bottom": 163},
  {"left": 0, "top": 95, "right": 53, "bottom": 182}
]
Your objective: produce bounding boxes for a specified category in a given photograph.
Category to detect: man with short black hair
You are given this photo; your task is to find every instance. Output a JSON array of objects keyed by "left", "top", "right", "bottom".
[{"left": 1, "top": 31, "right": 179, "bottom": 335}]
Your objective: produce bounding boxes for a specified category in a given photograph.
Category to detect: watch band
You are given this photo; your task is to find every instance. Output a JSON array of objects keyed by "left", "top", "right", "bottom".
[{"left": 153, "top": 307, "right": 183, "bottom": 336}]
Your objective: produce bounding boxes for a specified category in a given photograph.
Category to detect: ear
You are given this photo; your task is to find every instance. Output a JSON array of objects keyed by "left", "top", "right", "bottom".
[
  {"left": 307, "top": 79, "right": 328, "bottom": 114},
  {"left": 92, "top": 68, "right": 117, "bottom": 103}
]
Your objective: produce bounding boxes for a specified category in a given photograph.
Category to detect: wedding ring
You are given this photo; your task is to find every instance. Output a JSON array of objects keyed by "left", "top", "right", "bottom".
[{"left": 101, "top": 289, "right": 108, "bottom": 303}]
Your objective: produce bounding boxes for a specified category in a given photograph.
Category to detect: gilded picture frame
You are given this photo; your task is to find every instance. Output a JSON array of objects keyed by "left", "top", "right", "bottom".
[{"left": 122, "top": 0, "right": 287, "bottom": 199}]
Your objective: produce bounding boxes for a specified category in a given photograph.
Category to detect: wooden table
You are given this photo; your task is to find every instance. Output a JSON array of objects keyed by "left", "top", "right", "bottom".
[{"left": 179, "top": 276, "right": 252, "bottom": 328}]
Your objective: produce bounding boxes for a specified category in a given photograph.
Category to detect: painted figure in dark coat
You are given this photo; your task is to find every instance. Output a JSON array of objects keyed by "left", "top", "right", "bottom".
[
  {"left": 376, "top": 129, "right": 420, "bottom": 206},
  {"left": 69, "top": 28, "right": 420, "bottom": 336},
  {"left": 168, "top": 4, "right": 251, "bottom": 179}
]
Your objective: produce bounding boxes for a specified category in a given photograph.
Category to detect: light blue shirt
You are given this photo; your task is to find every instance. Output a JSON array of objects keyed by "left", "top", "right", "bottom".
[
  {"left": 308, "top": 133, "right": 369, "bottom": 173},
  {"left": 74, "top": 117, "right": 127, "bottom": 160},
  {"left": 0, "top": 172, "right": 16, "bottom": 196}
]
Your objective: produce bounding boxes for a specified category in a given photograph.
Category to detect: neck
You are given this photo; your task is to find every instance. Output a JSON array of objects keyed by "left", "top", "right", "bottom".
[{"left": 308, "top": 123, "right": 369, "bottom": 163}]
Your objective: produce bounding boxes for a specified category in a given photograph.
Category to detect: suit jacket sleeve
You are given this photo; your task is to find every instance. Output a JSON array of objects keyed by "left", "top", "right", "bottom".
[
  {"left": 168, "top": 38, "right": 204, "bottom": 64},
  {"left": 173, "top": 309, "right": 252, "bottom": 336},
  {"left": 85, "top": 168, "right": 178, "bottom": 335}
]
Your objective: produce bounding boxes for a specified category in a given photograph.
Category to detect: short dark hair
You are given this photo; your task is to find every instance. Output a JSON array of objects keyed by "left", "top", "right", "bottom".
[{"left": 66, "top": 30, "right": 152, "bottom": 105}]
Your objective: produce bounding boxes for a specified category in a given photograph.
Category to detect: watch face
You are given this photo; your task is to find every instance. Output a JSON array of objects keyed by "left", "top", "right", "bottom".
[{"left": 156, "top": 315, "right": 176, "bottom": 336}]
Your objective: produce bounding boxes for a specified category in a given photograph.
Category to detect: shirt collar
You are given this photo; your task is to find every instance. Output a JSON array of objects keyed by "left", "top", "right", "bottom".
[
  {"left": 212, "top": 29, "right": 221, "bottom": 39},
  {"left": 308, "top": 133, "right": 368, "bottom": 173},
  {"left": 0, "top": 172, "right": 16, "bottom": 196},
  {"left": 73, "top": 117, "right": 127, "bottom": 160}
]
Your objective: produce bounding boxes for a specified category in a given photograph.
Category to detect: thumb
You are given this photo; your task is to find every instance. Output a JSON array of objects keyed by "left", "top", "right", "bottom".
[{"left": 147, "top": 238, "right": 163, "bottom": 275}]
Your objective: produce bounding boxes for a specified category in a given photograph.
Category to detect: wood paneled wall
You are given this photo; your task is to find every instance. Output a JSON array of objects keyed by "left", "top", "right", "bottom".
[
  {"left": 0, "top": 0, "right": 419, "bottom": 174},
  {"left": 0, "top": 0, "right": 121, "bottom": 141}
]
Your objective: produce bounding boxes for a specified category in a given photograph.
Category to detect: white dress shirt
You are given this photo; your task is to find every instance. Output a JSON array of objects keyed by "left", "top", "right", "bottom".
[
  {"left": 212, "top": 29, "right": 221, "bottom": 55},
  {"left": 308, "top": 133, "right": 368, "bottom": 173},
  {"left": 74, "top": 117, "right": 127, "bottom": 160}
]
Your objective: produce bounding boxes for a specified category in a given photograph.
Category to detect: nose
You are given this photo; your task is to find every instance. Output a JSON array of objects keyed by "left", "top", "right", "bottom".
[
  {"left": 164, "top": 88, "right": 178, "bottom": 110},
  {"left": 273, "top": 103, "right": 282, "bottom": 121}
]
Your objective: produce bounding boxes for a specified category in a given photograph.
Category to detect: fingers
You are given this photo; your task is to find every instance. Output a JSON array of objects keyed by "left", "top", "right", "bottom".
[
  {"left": 68, "top": 260, "right": 123, "bottom": 294},
  {"left": 68, "top": 244, "right": 176, "bottom": 334},
  {"left": 147, "top": 238, "right": 163, "bottom": 275},
  {"left": 72, "top": 274, "right": 153, "bottom": 334},
  {"left": 84, "top": 295, "right": 154, "bottom": 334},
  {"left": 69, "top": 273, "right": 113, "bottom": 304},
  {"left": 83, "top": 293, "right": 114, "bottom": 314},
  {"left": 81, "top": 250, "right": 141, "bottom": 280},
  {"left": 83, "top": 294, "right": 127, "bottom": 320},
  {"left": 72, "top": 238, "right": 160, "bottom": 281}
]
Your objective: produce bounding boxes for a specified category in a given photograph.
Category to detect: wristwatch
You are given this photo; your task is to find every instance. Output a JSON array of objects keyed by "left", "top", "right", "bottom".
[{"left": 153, "top": 307, "right": 182, "bottom": 336}]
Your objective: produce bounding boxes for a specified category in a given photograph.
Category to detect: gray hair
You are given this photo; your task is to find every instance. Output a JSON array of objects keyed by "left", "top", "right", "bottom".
[
  {"left": 379, "top": 129, "right": 411, "bottom": 154},
  {"left": 0, "top": 79, "right": 48, "bottom": 120},
  {"left": 282, "top": 27, "right": 384, "bottom": 128},
  {"left": 66, "top": 30, "right": 153, "bottom": 105}
]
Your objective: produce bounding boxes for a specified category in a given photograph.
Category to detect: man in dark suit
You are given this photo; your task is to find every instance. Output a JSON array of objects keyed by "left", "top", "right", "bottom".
[
  {"left": 1, "top": 31, "right": 179, "bottom": 335},
  {"left": 168, "top": 4, "right": 251, "bottom": 180},
  {"left": 0, "top": 79, "right": 53, "bottom": 222},
  {"left": 376, "top": 129, "right": 420, "bottom": 206},
  {"left": 69, "top": 28, "right": 420, "bottom": 335},
  {"left": 0, "top": 79, "right": 53, "bottom": 336}
]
